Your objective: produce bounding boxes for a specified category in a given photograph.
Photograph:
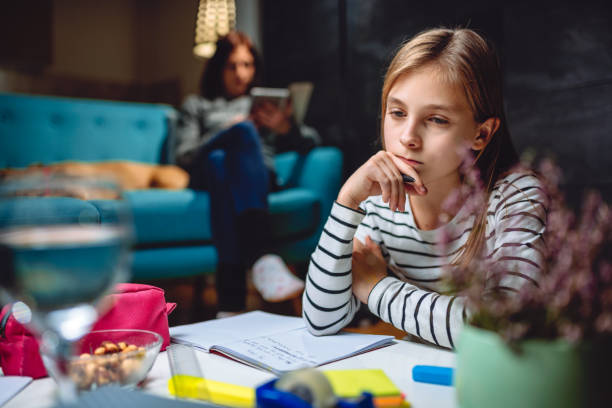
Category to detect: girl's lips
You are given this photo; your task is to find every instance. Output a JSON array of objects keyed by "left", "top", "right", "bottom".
[
  {"left": 392, "top": 153, "right": 423, "bottom": 168},
  {"left": 398, "top": 156, "right": 423, "bottom": 166}
]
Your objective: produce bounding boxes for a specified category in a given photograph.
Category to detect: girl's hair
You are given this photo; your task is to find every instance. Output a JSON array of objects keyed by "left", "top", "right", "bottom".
[
  {"left": 199, "top": 31, "right": 262, "bottom": 100},
  {"left": 380, "top": 27, "right": 519, "bottom": 267}
]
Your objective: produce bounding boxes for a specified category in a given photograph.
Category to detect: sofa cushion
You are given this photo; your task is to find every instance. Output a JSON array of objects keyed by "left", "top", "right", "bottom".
[
  {"left": 90, "top": 187, "right": 321, "bottom": 246},
  {"left": 131, "top": 245, "right": 218, "bottom": 280},
  {"left": 0, "top": 197, "right": 100, "bottom": 225},
  {"left": 124, "top": 189, "right": 211, "bottom": 245},
  {"left": 89, "top": 190, "right": 210, "bottom": 245}
]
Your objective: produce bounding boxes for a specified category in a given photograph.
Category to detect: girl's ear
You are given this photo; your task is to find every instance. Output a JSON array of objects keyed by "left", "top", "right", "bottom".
[{"left": 472, "top": 117, "right": 500, "bottom": 151}]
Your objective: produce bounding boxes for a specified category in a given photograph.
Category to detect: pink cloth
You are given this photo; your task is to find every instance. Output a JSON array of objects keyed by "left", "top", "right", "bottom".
[
  {"left": 0, "top": 303, "right": 47, "bottom": 378},
  {"left": 92, "top": 283, "right": 176, "bottom": 351},
  {"left": 0, "top": 283, "right": 175, "bottom": 378}
]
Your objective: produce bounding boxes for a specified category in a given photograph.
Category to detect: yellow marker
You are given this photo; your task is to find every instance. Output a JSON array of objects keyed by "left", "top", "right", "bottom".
[{"left": 168, "top": 374, "right": 255, "bottom": 408}]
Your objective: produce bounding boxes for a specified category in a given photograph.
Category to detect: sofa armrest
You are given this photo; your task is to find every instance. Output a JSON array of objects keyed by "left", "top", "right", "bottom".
[
  {"left": 296, "top": 147, "right": 343, "bottom": 221},
  {"left": 274, "top": 151, "right": 300, "bottom": 188}
]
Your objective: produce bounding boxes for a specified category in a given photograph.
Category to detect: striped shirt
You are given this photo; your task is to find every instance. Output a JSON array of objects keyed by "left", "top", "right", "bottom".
[{"left": 302, "top": 172, "right": 547, "bottom": 349}]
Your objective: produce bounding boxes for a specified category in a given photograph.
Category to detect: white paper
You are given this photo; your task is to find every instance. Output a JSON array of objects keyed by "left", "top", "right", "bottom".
[
  {"left": 218, "top": 327, "right": 394, "bottom": 374},
  {"left": 170, "top": 310, "right": 395, "bottom": 374},
  {"left": 0, "top": 376, "right": 32, "bottom": 406},
  {"left": 170, "top": 310, "right": 304, "bottom": 351}
]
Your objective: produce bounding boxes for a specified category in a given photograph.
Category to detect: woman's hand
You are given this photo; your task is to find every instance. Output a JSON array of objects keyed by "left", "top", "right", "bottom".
[
  {"left": 252, "top": 101, "right": 292, "bottom": 134},
  {"left": 337, "top": 150, "right": 427, "bottom": 212},
  {"left": 223, "top": 113, "right": 249, "bottom": 128},
  {"left": 352, "top": 236, "right": 387, "bottom": 304}
]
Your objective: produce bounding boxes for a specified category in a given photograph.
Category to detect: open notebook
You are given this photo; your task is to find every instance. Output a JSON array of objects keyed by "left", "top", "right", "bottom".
[{"left": 169, "top": 311, "right": 395, "bottom": 375}]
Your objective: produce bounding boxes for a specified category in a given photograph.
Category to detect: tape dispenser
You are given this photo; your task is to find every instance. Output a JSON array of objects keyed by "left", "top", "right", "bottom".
[{"left": 256, "top": 368, "right": 375, "bottom": 408}]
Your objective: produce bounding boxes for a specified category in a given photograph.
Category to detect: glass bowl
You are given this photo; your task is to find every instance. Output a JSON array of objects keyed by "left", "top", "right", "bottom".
[{"left": 67, "top": 329, "right": 162, "bottom": 390}]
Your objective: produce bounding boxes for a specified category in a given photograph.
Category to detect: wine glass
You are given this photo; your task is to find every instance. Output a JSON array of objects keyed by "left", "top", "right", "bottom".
[{"left": 0, "top": 171, "right": 132, "bottom": 402}]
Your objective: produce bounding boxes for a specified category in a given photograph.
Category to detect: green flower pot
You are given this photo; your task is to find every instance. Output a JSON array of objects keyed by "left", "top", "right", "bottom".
[{"left": 456, "top": 325, "right": 609, "bottom": 408}]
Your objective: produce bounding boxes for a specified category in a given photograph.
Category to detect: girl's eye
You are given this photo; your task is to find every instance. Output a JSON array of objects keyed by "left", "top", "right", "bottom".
[
  {"left": 389, "top": 109, "right": 406, "bottom": 118},
  {"left": 429, "top": 117, "right": 449, "bottom": 125}
]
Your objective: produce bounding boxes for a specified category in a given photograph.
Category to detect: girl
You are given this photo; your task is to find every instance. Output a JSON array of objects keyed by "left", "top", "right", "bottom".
[
  {"left": 175, "top": 31, "right": 319, "bottom": 316},
  {"left": 302, "top": 28, "right": 547, "bottom": 348}
]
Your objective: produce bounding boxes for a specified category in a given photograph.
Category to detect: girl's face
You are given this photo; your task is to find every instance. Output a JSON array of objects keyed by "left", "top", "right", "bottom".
[
  {"left": 223, "top": 44, "right": 255, "bottom": 99},
  {"left": 383, "top": 66, "right": 480, "bottom": 190}
]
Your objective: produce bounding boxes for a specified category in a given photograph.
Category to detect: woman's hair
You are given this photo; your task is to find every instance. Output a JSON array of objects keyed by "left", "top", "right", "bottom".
[
  {"left": 380, "top": 27, "right": 519, "bottom": 267},
  {"left": 199, "top": 31, "right": 262, "bottom": 99}
]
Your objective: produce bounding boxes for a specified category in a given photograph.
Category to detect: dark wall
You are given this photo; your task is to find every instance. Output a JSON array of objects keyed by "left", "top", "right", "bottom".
[
  {"left": 261, "top": 0, "right": 612, "bottom": 206},
  {"left": 0, "top": 2, "right": 53, "bottom": 69},
  {"left": 503, "top": 3, "right": 612, "bottom": 207},
  {"left": 261, "top": 1, "right": 345, "bottom": 147}
]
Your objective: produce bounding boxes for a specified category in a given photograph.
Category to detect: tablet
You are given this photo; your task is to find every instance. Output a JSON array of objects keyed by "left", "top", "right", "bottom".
[{"left": 250, "top": 87, "right": 290, "bottom": 110}]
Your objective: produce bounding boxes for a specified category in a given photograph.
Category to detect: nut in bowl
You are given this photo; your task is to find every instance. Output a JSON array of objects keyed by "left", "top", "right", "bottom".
[{"left": 68, "top": 329, "right": 162, "bottom": 390}]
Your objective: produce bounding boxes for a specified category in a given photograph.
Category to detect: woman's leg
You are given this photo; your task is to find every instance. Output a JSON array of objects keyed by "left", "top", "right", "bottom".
[
  {"left": 205, "top": 149, "right": 245, "bottom": 312},
  {"left": 205, "top": 121, "right": 270, "bottom": 214},
  {"left": 204, "top": 122, "right": 271, "bottom": 311},
  {"left": 204, "top": 121, "right": 303, "bottom": 310}
]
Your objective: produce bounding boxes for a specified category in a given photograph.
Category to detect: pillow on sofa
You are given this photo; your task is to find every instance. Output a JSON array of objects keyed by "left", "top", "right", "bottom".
[{"left": 0, "top": 161, "right": 189, "bottom": 198}]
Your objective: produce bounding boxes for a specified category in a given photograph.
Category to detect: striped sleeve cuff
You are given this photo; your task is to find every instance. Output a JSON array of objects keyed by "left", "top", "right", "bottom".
[{"left": 330, "top": 201, "right": 366, "bottom": 228}]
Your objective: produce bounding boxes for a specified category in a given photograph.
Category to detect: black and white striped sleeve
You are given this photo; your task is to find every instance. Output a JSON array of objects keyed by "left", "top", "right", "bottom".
[
  {"left": 302, "top": 202, "right": 363, "bottom": 335},
  {"left": 488, "top": 174, "right": 548, "bottom": 292},
  {"left": 364, "top": 175, "right": 547, "bottom": 349},
  {"left": 367, "top": 277, "right": 467, "bottom": 349}
]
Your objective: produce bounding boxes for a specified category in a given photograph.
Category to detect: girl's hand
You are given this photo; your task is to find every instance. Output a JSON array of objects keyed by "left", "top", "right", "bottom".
[
  {"left": 252, "top": 101, "right": 292, "bottom": 134},
  {"left": 352, "top": 236, "right": 387, "bottom": 304},
  {"left": 337, "top": 150, "right": 427, "bottom": 212}
]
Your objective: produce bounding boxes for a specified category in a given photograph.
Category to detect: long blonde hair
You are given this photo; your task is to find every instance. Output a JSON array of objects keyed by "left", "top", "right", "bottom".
[{"left": 380, "top": 27, "right": 519, "bottom": 267}]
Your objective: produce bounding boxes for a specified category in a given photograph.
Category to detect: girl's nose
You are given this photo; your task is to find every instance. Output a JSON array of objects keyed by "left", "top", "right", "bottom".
[{"left": 399, "top": 123, "right": 421, "bottom": 148}]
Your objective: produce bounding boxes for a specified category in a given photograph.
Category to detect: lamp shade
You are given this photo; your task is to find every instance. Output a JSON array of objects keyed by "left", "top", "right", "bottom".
[{"left": 193, "top": 0, "right": 236, "bottom": 59}]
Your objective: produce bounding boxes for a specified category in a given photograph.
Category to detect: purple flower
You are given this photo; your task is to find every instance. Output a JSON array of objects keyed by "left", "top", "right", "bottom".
[{"left": 441, "top": 156, "right": 612, "bottom": 344}]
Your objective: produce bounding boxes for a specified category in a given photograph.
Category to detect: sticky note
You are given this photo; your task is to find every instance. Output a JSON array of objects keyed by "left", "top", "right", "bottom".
[{"left": 323, "top": 369, "right": 401, "bottom": 398}]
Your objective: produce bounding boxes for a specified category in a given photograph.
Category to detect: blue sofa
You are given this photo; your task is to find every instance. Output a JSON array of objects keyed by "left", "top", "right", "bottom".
[{"left": 0, "top": 92, "right": 343, "bottom": 282}]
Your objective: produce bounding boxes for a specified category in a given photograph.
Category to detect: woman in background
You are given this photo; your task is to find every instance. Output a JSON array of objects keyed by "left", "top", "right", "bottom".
[{"left": 175, "top": 31, "right": 319, "bottom": 317}]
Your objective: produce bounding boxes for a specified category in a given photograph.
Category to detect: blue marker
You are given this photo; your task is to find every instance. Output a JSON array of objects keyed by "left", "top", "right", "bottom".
[{"left": 412, "top": 365, "right": 454, "bottom": 386}]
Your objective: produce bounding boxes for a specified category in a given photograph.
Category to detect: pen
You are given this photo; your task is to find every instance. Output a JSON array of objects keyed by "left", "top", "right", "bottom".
[
  {"left": 401, "top": 174, "right": 415, "bottom": 183},
  {"left": 412, "top": 365, "right": 454, "bottom": 386}
]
